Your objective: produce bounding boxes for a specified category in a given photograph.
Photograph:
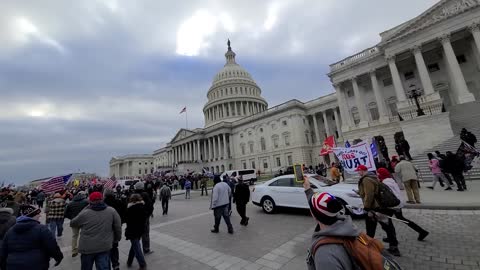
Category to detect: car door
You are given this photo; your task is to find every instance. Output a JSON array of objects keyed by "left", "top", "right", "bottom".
[{"left": 267, "top": 177, "right": 295, "bottom": 207}]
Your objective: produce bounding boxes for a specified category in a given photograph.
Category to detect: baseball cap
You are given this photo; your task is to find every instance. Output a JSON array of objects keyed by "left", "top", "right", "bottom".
[
  {"left": 355, "top": 165, "right": 368, "bottom": 172},
  {"left": 89, "top": 191, "right": 103, "bottom": 202}
]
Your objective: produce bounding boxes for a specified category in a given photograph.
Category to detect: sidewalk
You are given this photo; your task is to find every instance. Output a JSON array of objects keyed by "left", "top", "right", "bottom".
[{"left": 404, "top": 180, "right": 480, "bottom": 210}]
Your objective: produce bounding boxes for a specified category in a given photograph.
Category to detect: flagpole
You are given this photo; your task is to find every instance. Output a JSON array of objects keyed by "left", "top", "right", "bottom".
[{"left": 186, "top": 106, "right": 188, "bottom": 130}]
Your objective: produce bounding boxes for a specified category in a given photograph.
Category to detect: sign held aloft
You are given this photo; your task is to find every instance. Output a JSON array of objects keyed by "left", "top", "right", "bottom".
[{"left": 332, "top": 142, "right": 376, "bottom": 173}]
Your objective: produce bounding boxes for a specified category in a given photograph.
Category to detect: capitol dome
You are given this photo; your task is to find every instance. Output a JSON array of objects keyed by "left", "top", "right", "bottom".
[{"left": 203, "top": 40, "right": 268, "bottom": 127}]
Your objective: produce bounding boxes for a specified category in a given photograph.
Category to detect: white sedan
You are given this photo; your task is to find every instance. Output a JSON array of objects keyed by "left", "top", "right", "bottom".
[{"left": 251, "top": 174, "right": 365, "bottom": 216}]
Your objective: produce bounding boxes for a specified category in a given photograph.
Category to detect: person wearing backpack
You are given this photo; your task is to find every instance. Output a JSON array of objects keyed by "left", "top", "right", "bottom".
[
  {"left": 304, "top": 177, "right": 402, "bottom": 270},
  {"left": 427, "top": 153, "right": 452, "bottom": 190},
  {"left": 356, "top": 165, "right": 401, "bottom": 257},
  {"left": 377, "top": 168, "right": 429, "bottom": 242}
]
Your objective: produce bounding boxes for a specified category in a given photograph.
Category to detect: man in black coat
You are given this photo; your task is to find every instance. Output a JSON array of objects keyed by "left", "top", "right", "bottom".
[
  {"left": 445, "top": 151, "right": 467, "bottom": 191},
  {"left": 64, "top": 192, "right": 88, "bottom": 257},
  {"left": 133, "top": 182, "right": 154, "bottom": 255},
  {"left": 233, "top": 177, "right": 250, "bottom": 226},
  {"left": 104, "top": 189, "right": 127, "bottom": 270}
]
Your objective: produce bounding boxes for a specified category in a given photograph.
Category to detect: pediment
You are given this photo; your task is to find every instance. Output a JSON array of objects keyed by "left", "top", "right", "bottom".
[
  {"left": 171, "top": 129, "right": 196, "bottom": 142},
  {"left": 380, "top": 0, "right": 480, "bottom": 45}
]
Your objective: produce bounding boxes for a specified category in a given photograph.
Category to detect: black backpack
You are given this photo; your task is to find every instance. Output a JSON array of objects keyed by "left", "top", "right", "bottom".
[{"left": 375, "top": 181, "right": 400, "bottom": 208}]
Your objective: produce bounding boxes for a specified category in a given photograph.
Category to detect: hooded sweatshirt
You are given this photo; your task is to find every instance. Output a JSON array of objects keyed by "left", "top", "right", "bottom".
[{"left": 64, "top": 193, "right": 88, "bottom": 220}]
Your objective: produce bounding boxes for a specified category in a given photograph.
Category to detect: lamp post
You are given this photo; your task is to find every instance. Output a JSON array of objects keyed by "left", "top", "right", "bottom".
[{"left": 408, "top": 84, "right": 425, "bottom": 116}]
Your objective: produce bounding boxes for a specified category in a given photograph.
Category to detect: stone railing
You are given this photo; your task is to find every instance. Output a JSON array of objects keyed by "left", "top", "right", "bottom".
[
  {"left": 397, "top": 92, "right": 444, "bottom": 120},
  {"left": 329, "top": 46, "right": 380, "bottom": 72}
]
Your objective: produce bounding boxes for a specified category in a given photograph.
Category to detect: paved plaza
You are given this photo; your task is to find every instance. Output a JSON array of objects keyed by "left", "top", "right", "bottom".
[{"left": 52, "top": 190, "right": 480, "bottom": 270}]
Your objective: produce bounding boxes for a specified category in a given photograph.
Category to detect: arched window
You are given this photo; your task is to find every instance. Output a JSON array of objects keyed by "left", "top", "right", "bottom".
[
  {"left": 368, "top": 102, "right": 379, "bottom": 121},
  {"left": 351, "top": 107, "right": 360, "bottom": 125},
  {"left": 240, "top": 143, "right": 246, "bottom": 155}
]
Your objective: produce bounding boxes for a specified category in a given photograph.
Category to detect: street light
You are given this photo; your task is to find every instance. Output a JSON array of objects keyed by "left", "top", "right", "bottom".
[{"left": 408, "top": 84, "right": 425, "bottom": 116}]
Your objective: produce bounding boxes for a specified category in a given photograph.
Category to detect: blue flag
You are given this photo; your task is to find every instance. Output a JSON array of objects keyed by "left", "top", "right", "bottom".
[
  {"left": 345, "top": 140, "right": 351, "bottom": 148},
  {"left": 370, "top": 138, "right": 378, "bottom": 157}
]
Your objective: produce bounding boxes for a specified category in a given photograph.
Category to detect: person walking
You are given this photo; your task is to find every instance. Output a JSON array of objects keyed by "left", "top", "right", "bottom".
[
  {"left": 36, "top": 190, "right": 46, "bottom": 209},
  {"left": 1, "top": 204, "right": 63, "bottom": 270},
  {"left": 233, "top": 176, "right": 250, "bottom": 226},
  {"left": 435, "top": 151, "right": 455, "bottom": 186},
  {"left": 133, "top": 182, "right": 154, "bottom": 255},
  {"left": 173, "top": 179, "right": 179, "bottom": 191},
  {"left": 64, "top": 191, "right": 88, "bottom": 257},
  {"left": 210, "top": 176, "right": 234, "bottom": 234},
  {"left": 45, "top": 193, "right": 66, "bottom": 238},
  {"left": 356, "top": 165, "right": 400, "bottom": 256},
  {"left": 159, "top": 184, "right": 171, "bottom": 215},
  {"left": 330, "top": 163, "right": 341, "bottom": 183},
  {"left": 444, "top": 151, "right": 467, "bottom": 191},
  {"left": 184, "top": 178, "right": 192, "bottom": 199},
  {"left": 376, "top": 168, "right": 429, "bottom": 241},
  {"left": 70, "top": 192, "right": 122, "bottom": 270},
  {"left": 200, "top": 176, "right": 209, "bottom": 196},
  {"left": 395, "top": 156, "right": 421, "bottom": 204},
  {"left": 125, "top": 194, "right": 148, "bottom": 270},
  {"left": 223, "top": 175, "right": 235, "bottom": 216},
  {"left": 104, "top": 189, "right": 127, "bottom": 270},
  {"left": 427, "top": 153, "right": 452, "bottom": 190}
]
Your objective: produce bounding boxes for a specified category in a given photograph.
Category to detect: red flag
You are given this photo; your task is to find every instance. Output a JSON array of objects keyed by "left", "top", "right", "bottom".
[
  {"left": 320, "top": 135, "right": 336, "bottom": 156},
  {"left": 179, "top": 107, "right": 186, "bottom": 114}
]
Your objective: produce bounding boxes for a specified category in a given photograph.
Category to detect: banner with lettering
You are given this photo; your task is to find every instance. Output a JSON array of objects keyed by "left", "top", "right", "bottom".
[{"left": 332, "top": 142, "right": 376, "bottom": 173}]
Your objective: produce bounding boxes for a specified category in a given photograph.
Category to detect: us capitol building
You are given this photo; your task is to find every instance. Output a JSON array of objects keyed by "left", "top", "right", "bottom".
[{"left": 110, "top": 0, "right": 480, "bottom": 178}]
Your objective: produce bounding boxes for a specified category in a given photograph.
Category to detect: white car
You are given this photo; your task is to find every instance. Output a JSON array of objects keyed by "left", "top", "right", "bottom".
[{"left": 251, "top": 174, "right": 364, "bottom": 216}]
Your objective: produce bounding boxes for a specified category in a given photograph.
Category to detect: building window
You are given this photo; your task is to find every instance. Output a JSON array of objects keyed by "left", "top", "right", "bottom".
[
  {"left": 145, "top": 162, "right": 147, "bottom": 165},
  {"left": 282, "top": 120, "right": 287, "bottom": 126},
  {"left": 273, "top": 136, "right": 279, "bottom": 148},
  {"left": 287, "top": 155, "right": 293, "bottom": 166},
  {"left": 151, "top": 168, "right": 154, "bottom": 173},
  {"left": 263, "top": 159, "right": 268, "bottom": 169},
  {"left": 259, "top": 128, "right": 263, "bottom": 133},
  {"left": 271, "top": 123, "right": 276, "bottom": 129},
  {"left": 427, "top": 63, "right": 440, "bottom": 72},
  {"left": 276, "top": 157, "right": 281, "bottom": 167},
  {"left": 283, "top": 134, "right": 290, "bottom": 146},
  {"left": 139, "top": 163, "right": 141, "bottom": 166},
  {"left": 383, "top": 77, "right": 393, "bottom": 87},
  {"left": 249, "top": 143, "right": 254, "bottom": 153},
  {"left": 456, "top": 54, "right": 467, "bottom": 64},
  {"left": 241, "top": 144, "right": 245, "bottom": 155},
  {"left": 248, "top": 131, "right": 252, "bottom": 136},
  {"left": 260, "top": 137, "right": 266, "bottom": 151},
  {"left": 240, "top": 133, "right": 244, "bottom": 138},
  {"left": 251, "top": 161, "right": 256, "bottom": 169},
  {"left": 368, "top": 102, "right": 380, "bottom": 121},
  {"left": 347, "top": 90, "right": 354, "bottom": 97},
  {"left": 404, "top": 71, "right": 415, "bottom": 80},
  {"left": 351, "top": 107, "right": 360, "bottom": 125},
  {"left": 387, "top": 97, "right": 398, "bottom": 116},
  {"left": 144, "top": 169, "right": 148, "bottom": 174},
  {"left": 242, "top": 161, "right": 247, "bottom": 169},
  {"left": 139, "top": 169, "right": 142, "bottom": 174}
]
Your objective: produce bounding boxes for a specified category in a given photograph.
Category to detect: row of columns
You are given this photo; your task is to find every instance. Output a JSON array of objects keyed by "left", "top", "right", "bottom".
[
  {"left": 311, "top": 108, "right": 343, "bottom": 143},
  {"left": 205, "top": 101, "right": 266, "bottom": 123},
  {"left": 170, "top": 133, "right": 232, "bottom": 165},
  {"left": 334, "top": 26, "right": 478, "bottom": 131}
]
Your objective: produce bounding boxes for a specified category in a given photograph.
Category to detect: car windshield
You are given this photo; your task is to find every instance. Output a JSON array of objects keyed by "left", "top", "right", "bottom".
[{"left": 308, "top": 175, "right": 338, "bottom": 187}]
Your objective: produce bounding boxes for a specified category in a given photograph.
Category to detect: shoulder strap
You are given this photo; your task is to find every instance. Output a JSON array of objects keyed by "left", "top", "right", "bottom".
[{"left": 312, "top": 237, "right": 345, "bottom": 255}]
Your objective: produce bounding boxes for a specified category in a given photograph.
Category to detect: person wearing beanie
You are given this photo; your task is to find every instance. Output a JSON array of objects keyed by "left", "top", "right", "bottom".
[
  {"left": 1, "top": 204, "right": 63, "bottom": 270},
  {"left": 132, "top": 181, "right": 154, "bottom": 255},
  {"left": 45, "top": 192, "right": 66, "bottom": 238},
  {"left": 70, "top": 191, "right": 122, "bottom": 270},
  {"left": 210, "top": 175, "right": 234, "bottom": 234},
  {"left": 303, "top": 177, "right": 359, "bottom": 270},
  {"left": 65, "top": 191, "right": 89, "bottom": 257},
  {"left": 376, "top": 168, "right": 429, "bottom": 241},
  {"left": 0, "top": 204, "right": 16, "bottom": 250},
  {"left": 356, "top": 165, "right": 401, "bottom": 256}
]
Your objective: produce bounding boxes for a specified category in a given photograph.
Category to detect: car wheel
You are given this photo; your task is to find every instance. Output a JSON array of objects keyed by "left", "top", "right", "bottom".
[{"left": 261, "top": 197, "right": 276, "bottom": 214}]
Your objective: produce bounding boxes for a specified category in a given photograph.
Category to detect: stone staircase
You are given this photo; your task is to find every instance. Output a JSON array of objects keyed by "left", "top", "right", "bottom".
[{"left": 411, "top": 101, "right": 480, "bottom": 182}]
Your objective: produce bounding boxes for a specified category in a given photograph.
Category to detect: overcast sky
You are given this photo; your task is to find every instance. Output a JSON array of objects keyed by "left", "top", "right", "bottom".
[{"left": 0, "top": 0, "right": 439, "bottom": 184}]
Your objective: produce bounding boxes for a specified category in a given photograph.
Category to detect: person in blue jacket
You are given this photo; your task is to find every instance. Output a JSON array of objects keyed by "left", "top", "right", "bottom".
[{"left": 0, "top": 204, "right": 63, "bottom": 270}]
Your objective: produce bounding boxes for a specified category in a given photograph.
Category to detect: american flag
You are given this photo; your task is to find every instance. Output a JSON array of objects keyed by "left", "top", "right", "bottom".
[
  {"left": 179, "top": 106, "right": 186, "bottom": 114},
  {"left": 40, "top": 174, "right": 72, "bottom": 194},
  {"left": 104, "top": 178, "right": 117, "bottom": 190}
]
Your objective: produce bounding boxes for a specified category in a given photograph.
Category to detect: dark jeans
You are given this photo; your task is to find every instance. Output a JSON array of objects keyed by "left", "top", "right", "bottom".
[
  {"left": 213, "top": 205, "right": 233, "bottom": 231},
  {"left": 110, "top": 242, "right": 119, "bottom": 269},
  {"left": 142, "top": 218, "right": 150, "bottom": 252},
  {"left": 37, "top": 200, "right": 44, "bottom": 208},
  {"left": 194, "top": 181, "right": 199, "bottom": 190},
  {"left": 161, "top": 198, "right": 169, "bottom": 214},
  {"left": 365, "top": 210, "right": 398, "bottom": 247},
  {"left": 236, "top": 203, "right": 247, "bottom": 223},
  {"left": 48, "top": 219, "right": 64, "bottom": 237},
  {"left": 393, "top": 209, "right": 426, "bottom": 234},
  {"left": 452, "top": 173, "right": 466, "bottom": 189},
  {"left": 442, "top": 172, "right": 454, "bottom": 185},
  {"left": 81, "top": 251, "right": 110, "bottom": 270},
  {"left": 405, "top": 150, "right": 412, "bottom": 160},
  {"left": 127, "top": 238, "right": 146, "bottom": 267},
  {"left": 201, "top": 186, "right": 208, "bottom": 196}
]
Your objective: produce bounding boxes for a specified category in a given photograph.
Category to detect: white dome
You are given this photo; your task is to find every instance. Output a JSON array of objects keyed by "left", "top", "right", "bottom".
[{"left": 203, "top": 40, "right": 268, "bottom": 128}]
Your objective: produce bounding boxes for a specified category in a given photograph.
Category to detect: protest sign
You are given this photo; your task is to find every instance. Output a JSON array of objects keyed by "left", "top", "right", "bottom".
[{"left": 332, "top": 142, "right": 376, "bottom": 173}]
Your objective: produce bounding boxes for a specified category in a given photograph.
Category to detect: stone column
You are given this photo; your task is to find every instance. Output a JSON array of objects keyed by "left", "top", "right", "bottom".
[
  {"left": 322, "top": 111, "right": 331, "bottom": 136},
  {"left": 412, "top": 45, "right": 435, "bottom": 95},
  {"left": 312, "top": 114, "right": 321, "bottom": 144},
  {"left": 212, "top": 136, "right": 217, "bottom": 160},
  {"left": 469, "top": 22, "right": 480, "bottom": 68},
  {"left": 197, "top": 140, "right": 201, "bottom": 161},
  {"left": 351, "top": 77, "right": 369, "bottom": 128},
  {"left": 440, "top": 33, "right": 476, "bottom": 104},
  {"left": 333, "top": 108, "right": 343, "bottom": 139},
  {"left": 222, "top": 134, "right": 228, "bottom": 159},
  {"left": 369, "top": 69, "right": 389, "bottom": 123},
  {"left": 209, "top": 137, "right": 214, "bottom": 161},
  {"left": 333, "top": 83, "right": 353, "bottom": 131},
  {"left": 386, "top": 55, "right": 407, "bottom": 102},
  {"left": 222, "top": 104, "right": 226, "bottom": 118},
  {"left": 228, "top": 136, "right": 233, "bottom": 158}
]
